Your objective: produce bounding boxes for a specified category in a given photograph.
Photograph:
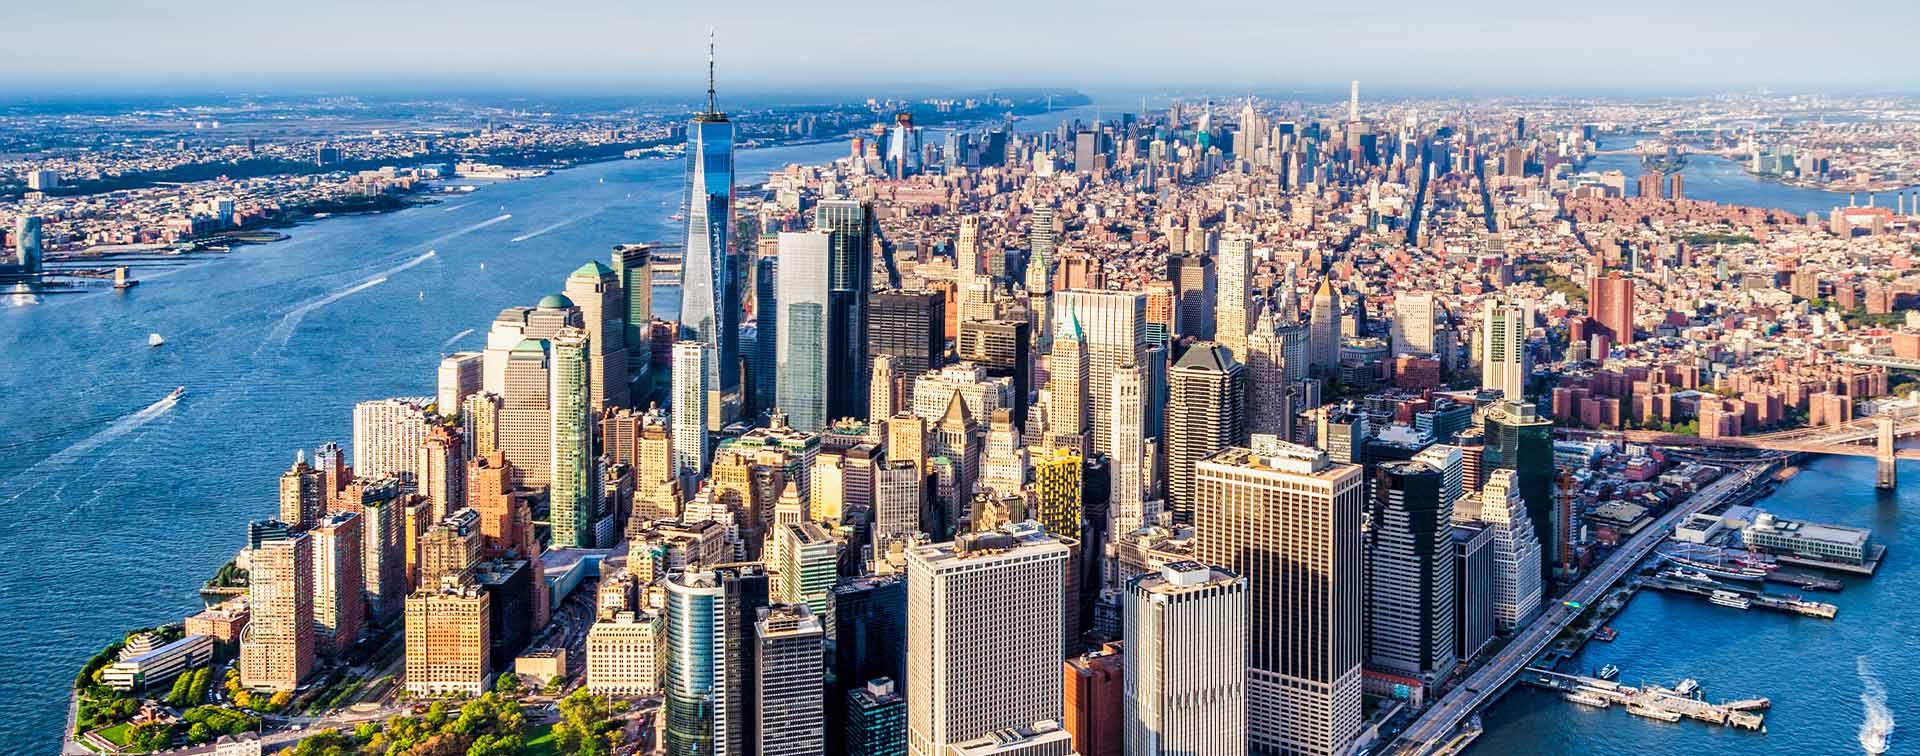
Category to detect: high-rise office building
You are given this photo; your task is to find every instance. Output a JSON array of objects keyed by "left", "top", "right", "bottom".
[
  {"left": 404, "top": 579, "right": 492, "bottom": 695},
  {"left": 1166, "top": 344, "right": 1247, "bottom": 524},
  {"left": 830, "top": 576, "right": 908, "bottom": 753},
  {"left": 870, "top": 354, "right": 898, "bottom": 426},
  {"left": 1048, "top": 322, "right": 1089, "bottom": 443},
  {"left": 1168, "top": 254, "right": 1216, "bottom": 340},
  {"left": 776, "top": 229, "right": 834, "bottom": 432},
  {"left": 565, "top": 260, "right": 630, "bottom": 412},
  {"left": 1365, "top": 461, "right": 1456, "bottom": 680},
  {"left": 1194, "top": 444, "right": 1363, "bottom": 756},
  {"left": 817, "top": 198, "right": 875, "bottom": 421},
  {"left": 956, "top": 216, "right": 981, "bottom": 282},
  {"left": 437, "top": 351, "right": 484, "bottom": 417},
  {"left": 672, "top": 341, "right": 711, "bottom": 480},
  {"left": 1108, "top": 362, "right": 1151, "bottom": 541},
  {"left": 869, "top": 289, "right": 947, "bottom": 408},
  {"left": 1452, "top": 524, "right": 1496, "bottom": 661},
  {"left": 1391, "top": 292, "right": 1438, "bottom": 357},
  {"left": 1063, "top": 643, "right": 1124, "bottom": 756},
  {"left": 958, "top": 319, "right": 1031, "bottom": 430},
  {"left": 310, "top": 511, "right": 364, "bottom": 657},
  {"left": 1245, "top": 309, "right": 1296, "bottom": 440},
  {"left": 360, "top": 494, "right": 408, "bottom": 622},
  {"left": 1480, "top": 469, "right": 1544, "bottom": 631},
  {"left": 846, "top": 678, "right": 908, "bottom": 756},
  {"left": 501, "top": 340, "right": 552, "bottom": 487},
  {"left": 906, "top": 526, "right": 1069, "bottom": 755},
  {"left": 1054, "top": 290, "right": 1147, "bottom": 456},
  {"left": 665, "top": 565, "right": 769, "bottom": 756},
  {"left": 1033, "top": 448, "right": 1084, "bottom": 539},
  {"left": 755, "top": 604, "right": 826, "bottom": 756},
  {"left": 239, "top": 524, "right": 313, "bottom": 692},
  {"left": 1124, "top": 561, "right": 1247, "bottom": 756},
  {"left": 612, "top": 244, "right": 655, "bottom": 388},
  {"left": 13, "top": 215, "right": 42, "bottom": 272},
  {"left": 586, "top": 610, "right": 664, "bottom": 695},
  {"left": 872, "top": 459, "right": 923, "bottom": 554},
  {"left": 1216, "top": 234, "right": 1254, "bottom": 361},
  {"left": 1588, "top": 271, "right": 1634, "bottom": 347},
  {"left": 549, "top": 327, "right": 596, "bottom": 548},
  {"left": 1484, "top": 400, "right": 1554, "bottom": 579},
  {"left": 1480, "top": 298, "right": 1532, "bottom": 401},
  {"left": 751, "top": 252, "right": 780, "bottom": 417},
  {"left": 1309, "top": 279, "right": 1342, "bottom": 378}
]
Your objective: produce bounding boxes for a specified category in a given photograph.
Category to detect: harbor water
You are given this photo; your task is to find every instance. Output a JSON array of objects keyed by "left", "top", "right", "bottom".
[{"left": 1471, "top": 454, "right": 1916, "bottom": 756}]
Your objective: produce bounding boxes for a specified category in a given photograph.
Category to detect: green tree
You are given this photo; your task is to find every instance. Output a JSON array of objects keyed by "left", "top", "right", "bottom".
[
  {"left": 492, "top": 672, "right": 523, "bottom": 698},
  {"left": 551, "top": 689, "right": 626, "bottom": 756},
  {"left": 291, "top": 728, "right": 356, "bottom": 756},
  {"left": 166, "top": 671, "right": 196, "bottom": 708},
  {"left": 466, "top": 733, "right": 524, "bottom": 756},
  {"left": 129, "top": 721, "right": 176, "bottom": 751}
]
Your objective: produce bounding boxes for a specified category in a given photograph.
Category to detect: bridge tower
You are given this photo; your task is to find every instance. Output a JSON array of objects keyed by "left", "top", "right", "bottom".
[{"left": 1877, "top": 413, "right": 1897, "bottom": 490}]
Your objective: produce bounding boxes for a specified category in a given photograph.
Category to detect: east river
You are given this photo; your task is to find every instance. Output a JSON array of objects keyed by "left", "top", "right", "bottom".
[{"left": 0, "top": 107, "right": 1905, "bottom": 752}]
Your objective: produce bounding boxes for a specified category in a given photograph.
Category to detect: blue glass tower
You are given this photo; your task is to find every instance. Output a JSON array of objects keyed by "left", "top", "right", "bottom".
[{"left": 681, "top": 38, "right": 738, "bottom": 423}]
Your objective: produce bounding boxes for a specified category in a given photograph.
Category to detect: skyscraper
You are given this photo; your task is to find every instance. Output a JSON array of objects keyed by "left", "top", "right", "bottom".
[
  {"left": 1053, "top": 290, "right": 1147, "bottom": 456},
  {"left": 1107, "top": 362, "right": 1150, "bottom": 541},
  {"left": 278, "top": 454, "right": 324, "bottom": 529},
  {"left": 867, "top": 289, "right": 945, "bottom": 409},
  {"left": 1216, "top": 234, "right": 1255, "bottom": 361},
  {"left": 351, "top": 397, "right": 432, "bottom": 481},
  {"left": 1309, "top": 279, "right": 1341, "bottom": 378},
  {"left": 239, "top": 524, "right": 313, "bottom": 691},
  {"left": 549, "top": 327, "right": 596, "bottom": 548},
  {"left": 13, "top": 216, "right": 42, "bottom": 272},
  {"left": 1484, "top": 400, "right": 1555, "bottom": 581},
  {"left": 1245, "top": 308, "right": 1295, "bottom": 440},
  {"left": 1390, "top": 291, "right": 1438, "bottom": 357},
  {"left": 957, "top": 319, "right": 1030, "bottom": 430},
  {"left": 816, "top": 198, "right": 875, "bottom": 421},
  {"left": 1124, "top": 561, "right": 1247, "bottom": 756},
  {"left": 404, "top": 580, "right": 492, "bottom": 695},
  {"left": 1168, "top": 254, "right": 1215, "bottom": 340},
  {"left": 612, "top": 243, "right": 655, "bottom": 388},
  {"left": 776, "top": 229, "right": 834, "bottom": 432},
  {"left": 665, "top": 565, "right": 768, "bottom": 756},
  {"left": 1047, "top": 321, "right": 1089, "bottom": 443},
  {"left": 1480, "top": 298, "right": 1532, "bottom": 401},
  {"left": 1365, "top": 460, "right": 1457, "bottom": 680},
  {"left": 906, "top": 526, "right": 1069, "bottom": 755},
  {"left": 1166, "top": 343, "right": 1248, "bottom": 524},
  {"left": 1028, "top": 205, "right": 1057, "bottom": 296},
  {"left": 846, "top": 678, "right": 908, "bottom": 756},
  {"left": 682, "top": 41, "right": 739, "bottom": 425},
  {"left": 437, "top": 352, "right": 484, "bottom": 416},
  {"left": 671, "top": 341, "right": 711, "bottom": 480},
  {"left": 830, "top": 575, "right": 908, "bottom": 753},
  {"left": 565, "top": 262, "right": 630, "bottom": 412},
  {"left": 755, "top": 604, "right": 826, "bottom": 756},
  {"left": 501, "top": 339, "right": 552, "bottom": 487},
  {"left": 1194, "top": 444, "right": 1363, "bottom": 756},
  {"left": 1480, "top": 469, "right": 1544, "bottom": 631}
]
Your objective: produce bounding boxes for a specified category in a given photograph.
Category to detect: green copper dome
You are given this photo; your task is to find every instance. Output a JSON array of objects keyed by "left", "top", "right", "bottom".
[
  {"left": 572, "top": 260, "right": 614, "bottom": 278},
  {"left": 536, "top": 293, "right": 575, "bottom": 309}
]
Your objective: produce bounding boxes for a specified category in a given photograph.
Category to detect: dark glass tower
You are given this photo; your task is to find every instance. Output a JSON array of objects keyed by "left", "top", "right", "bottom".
[
  {"left": 1484, "top": 400, "right": 1554, "bottom": 584},
  {"left": 827, "top": 575, "right": 906, "bottom": 755},
  {"left": 815, "top": 199, "right": 875, "bottom": 421},
  {"left": 867, "top": 289, "right": 946, "bottom": 401},
  {"left": 957, "top": 319, "right": 1031, "bottom": 430}
]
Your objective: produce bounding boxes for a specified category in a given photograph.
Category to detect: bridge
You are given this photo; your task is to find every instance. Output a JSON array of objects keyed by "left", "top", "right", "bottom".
[
  {"left": 1386, "top": 463, "right": 1775, "bottom": 756},
  {"left": 1620, "top": 413, "right": 1916, "bottom": 489},
  {"left": 1837, "top": 353, "right": 1920, "bottom": 371}
]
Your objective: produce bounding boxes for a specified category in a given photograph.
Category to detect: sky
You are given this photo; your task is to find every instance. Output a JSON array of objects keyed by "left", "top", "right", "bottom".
[{"left": 4, "top": 0, "right": 1915, "bottom": 96}]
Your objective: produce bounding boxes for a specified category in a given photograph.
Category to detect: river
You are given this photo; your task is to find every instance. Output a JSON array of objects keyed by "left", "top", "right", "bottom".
[
  {"left": 0, "top": 104, "right": 1106, "bottom": 751},
  {"left": 1584, "top": 135, "right": 1917, "bottom": 216},
  {"left": 1471, "top": 454, "right": 1917, "bottom": 756}
]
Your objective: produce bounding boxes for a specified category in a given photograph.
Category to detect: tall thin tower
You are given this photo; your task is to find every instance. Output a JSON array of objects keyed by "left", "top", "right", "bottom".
[
  {"left": 682, "top": 31, "right": 739, "bottom": 426},
  {"left": 1348, "top": 80, "right": 1360, "bottom": 123}
]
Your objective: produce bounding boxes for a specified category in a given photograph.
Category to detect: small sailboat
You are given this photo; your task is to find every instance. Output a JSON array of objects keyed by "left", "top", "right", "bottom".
[
  {"left": 148, "top": 333, "right": 165, "bottom": 348},
  {"left": 479, "top": 262, "right": 486, "bottom": 270},
  {"left": 418, "top": 290, "right": 425, "bottom": 301}
]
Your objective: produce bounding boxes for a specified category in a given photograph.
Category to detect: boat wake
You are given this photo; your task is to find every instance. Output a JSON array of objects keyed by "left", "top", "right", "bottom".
[
  {"left": 441, "top": 328, "right": 476, "bottom": 349},
  {"left": 266, "top": 251, "right": 436, "bottom": 347},
  {"left": 0, "top": 389, "right": 183, "bottom": 506},
  {"left": 442, "top": 203, "right": 472, "bottom": 212},
  {"left": 509, "top": 213, "right": 588, "bottom": 243},
  {"left": 1860, "top": 656, "right": 1894, "bottom": 754}
]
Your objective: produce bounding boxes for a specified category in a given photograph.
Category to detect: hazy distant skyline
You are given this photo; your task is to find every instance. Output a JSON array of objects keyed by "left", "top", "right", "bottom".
[{"left": 5, "top": 0, "right": 1915, "bottom": 95}]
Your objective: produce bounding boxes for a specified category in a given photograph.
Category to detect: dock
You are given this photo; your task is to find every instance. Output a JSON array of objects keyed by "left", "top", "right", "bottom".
[
  {"left": 1521, "top": 668, "right": 1766, "bottom": 731},
  {"left": 1773, "top": 544, "right": 1885, "bottom": 576},
  {"left": 1764, "top": 569, "right": 1843, "bottom": 591},
  {"left": 1644, "top": 575, "right": 1837, "bottom": 619}
]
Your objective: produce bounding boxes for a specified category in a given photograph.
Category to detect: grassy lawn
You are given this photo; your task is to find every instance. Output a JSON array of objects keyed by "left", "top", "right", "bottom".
[
  {"left": 524, "top": 723, "right": 560, "bottom": 756},
  {"left": 94, "top": 723, "right": 133, "bottom": 748}
]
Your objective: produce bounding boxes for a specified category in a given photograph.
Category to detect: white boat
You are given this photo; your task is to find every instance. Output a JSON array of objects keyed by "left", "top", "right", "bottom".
[
  {"left": 166, "top": 386, "right": 185, "bottom": 402},
  {"left": 1708, "top": 590, "right": 1752, "bottom": 610},
  {"left": 1597, "top": 664, "right": 1620, "bottom": 680},
  {"left": 148, "top": 333, "right": 165, "bottom": 347}
]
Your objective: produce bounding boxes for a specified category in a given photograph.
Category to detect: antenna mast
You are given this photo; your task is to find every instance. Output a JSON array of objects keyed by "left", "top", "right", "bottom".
[{"left": 706, "top": 29, "right": 717, "bottom": 114}]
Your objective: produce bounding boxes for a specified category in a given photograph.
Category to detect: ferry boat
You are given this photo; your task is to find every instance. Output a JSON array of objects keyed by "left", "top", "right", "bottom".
[
  {"left": 1597, "top": 664, "right": 1621, "bottom": 680},
  {"left": 1662, "top": 552, "right": 1770, "bottom": 582},
  {"left": 1708, "top": 590, "right": 1752, "bottom": 610}
]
